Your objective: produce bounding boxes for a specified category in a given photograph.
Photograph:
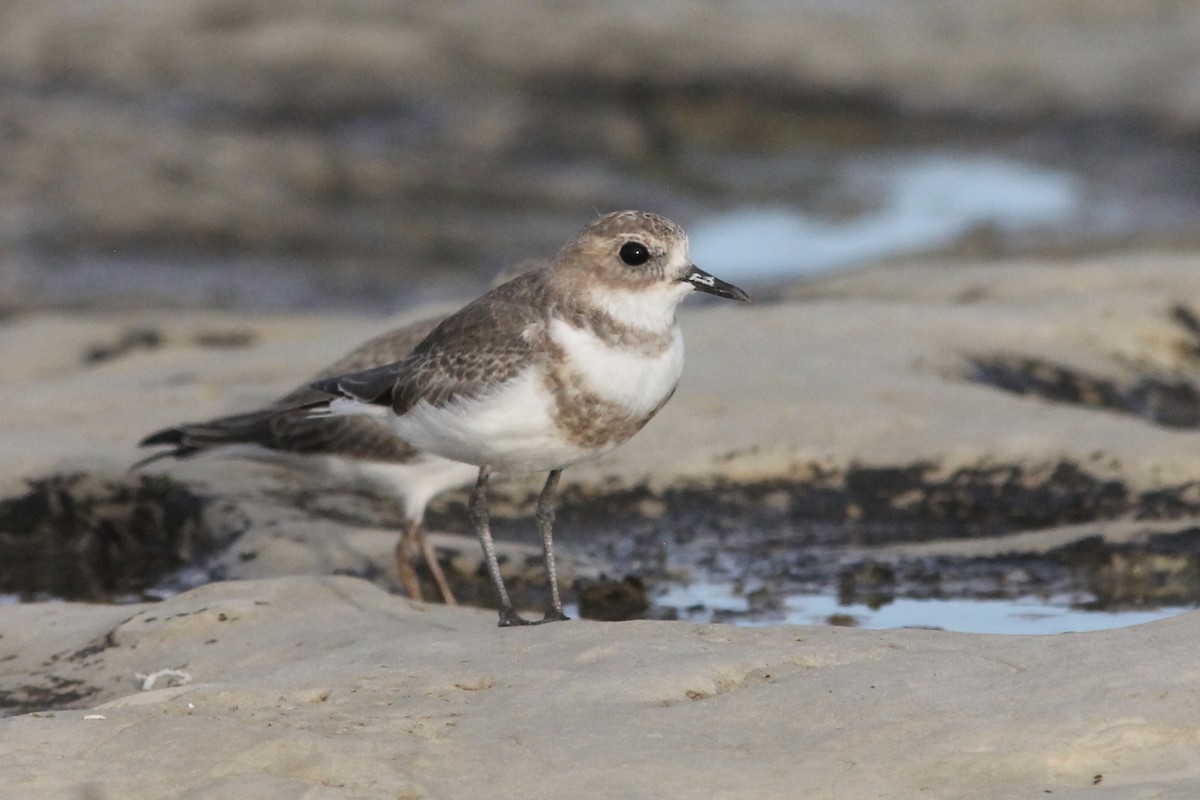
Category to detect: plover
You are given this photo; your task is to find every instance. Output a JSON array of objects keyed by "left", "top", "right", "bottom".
[
  {"left": 309, "top": 210, "right": 750, "bottom": 626},
  {"left": 134, "top": 319, "right": 479, "bottom": 604}
]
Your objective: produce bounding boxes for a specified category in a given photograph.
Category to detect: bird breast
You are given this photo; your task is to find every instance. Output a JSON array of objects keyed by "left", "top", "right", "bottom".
[{"left": 544, "top": 318, "right": 684, "bottom": 449}]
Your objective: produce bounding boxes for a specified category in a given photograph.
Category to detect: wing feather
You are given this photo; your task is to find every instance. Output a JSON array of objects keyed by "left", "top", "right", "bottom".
[{"left": 317, "top": 270, "right": 552, "bottom": 415}]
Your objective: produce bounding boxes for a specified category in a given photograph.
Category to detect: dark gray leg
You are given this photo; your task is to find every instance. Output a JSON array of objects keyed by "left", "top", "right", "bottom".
[
  {"left": 534, "top": 469, "right": 569, "bottom": 623},
  {"left": 469, "top": 465, "right": 529, "bottom": 627}
]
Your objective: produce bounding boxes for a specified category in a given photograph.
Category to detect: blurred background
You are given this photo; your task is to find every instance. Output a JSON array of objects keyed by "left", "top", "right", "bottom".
[{"left": 2, "top": 0, "right": 1199, "bottom": 314}]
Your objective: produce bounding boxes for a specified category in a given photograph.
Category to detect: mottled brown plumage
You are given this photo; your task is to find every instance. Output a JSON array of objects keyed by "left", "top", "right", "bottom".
[
  {"left": 310, "top": 210, "right": 750, "bottom": 627},
  {"left": 135, "top": 316, "right": 465, "bottom": 604},
  {"left": 138, "top": 320, "right": 441, "bottom": 465},
  {"left": 316, "top": 267, "right": 679, "bottom": 424},
  {"left": 326, "top": 273, "right": 551, "bottom": 415}
]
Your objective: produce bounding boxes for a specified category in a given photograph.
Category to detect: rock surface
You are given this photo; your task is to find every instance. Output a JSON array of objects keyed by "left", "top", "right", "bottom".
[
  {"left": 4, "top": 1, "right": 1197, "bottom": 124},
  {"left": 6, "top": 256, "right": 1200, "bottom": 595},
  {"left": 3, "top": 574, "right": 1199, "bottom": 799},
  {"left": 7, "top": 255, "right": 1200, "bottom": 491},
  {"left": 5, "top": 255, "right": 1200, "bottom": 794},
  {"left": 4, "top": 1, "right": 1200, "bottom": 309}
]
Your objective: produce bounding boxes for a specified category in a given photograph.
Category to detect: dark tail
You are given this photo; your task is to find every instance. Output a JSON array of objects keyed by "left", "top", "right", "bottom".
[{"left": 132, "top": 410, "right": 280, "bottom": 471}]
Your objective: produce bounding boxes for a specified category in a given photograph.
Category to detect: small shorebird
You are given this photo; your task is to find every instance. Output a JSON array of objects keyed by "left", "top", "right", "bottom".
[
  {"left": 134, "top": 319, "right": 478, "bottom": 604},
  {"left": 310, "top": 210, "right": 750, "bottom": 626}
]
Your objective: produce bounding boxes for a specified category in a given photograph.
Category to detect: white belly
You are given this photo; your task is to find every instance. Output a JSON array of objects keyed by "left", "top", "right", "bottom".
[
  {"left": 387, "top": 322, "right": 684, "bottom": 474},
  {"left": 350, "top": 455, "right": 479, "bottom": 522},
  {"left": 389, "top": 368, "right": 593, "bottom": 473}
]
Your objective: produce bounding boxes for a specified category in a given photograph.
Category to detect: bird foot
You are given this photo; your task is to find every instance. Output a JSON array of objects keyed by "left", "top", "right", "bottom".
[
  {"left": 495, "top": 608, "right": 570, "bottom": 627},
  {"left": 497, "top": 608, "right": 534, "bottom": 627}
]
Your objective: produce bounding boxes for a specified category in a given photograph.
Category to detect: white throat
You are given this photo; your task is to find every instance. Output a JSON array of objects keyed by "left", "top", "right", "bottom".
[{"left": 586, "top": 282, "right": 692, "bottom": 332}]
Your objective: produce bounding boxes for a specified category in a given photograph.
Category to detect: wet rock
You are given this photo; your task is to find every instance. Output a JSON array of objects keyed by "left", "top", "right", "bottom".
[
  {"left": 541, "top": 459, "right": 1200, "bottom": 622},
  {"left": 575, "top": 574, "right": 650, "bottom": 622},
  {"left": 1050, "top": 528, "right": 1200, "bottom": 609},
  {"left": 968, "top": 354, "right": 1200, "bottom": 429},
  {"left": 82, "top": 328, "right": 163, "bottom": 365},
  {"left": 5, "top": 4, "right": 1200, "bottom": 310},
  {"left": 439, "top": 547, "right": 574, "bottom": 617},
  {"left": 0, "top": 473, "right": 247, "bottom": 601},
  {"left": 745, "top": 585, "right": 784, "bottom": 615},
  {"left": 837, "top": 562, "right": 897, "bottom": 609}
]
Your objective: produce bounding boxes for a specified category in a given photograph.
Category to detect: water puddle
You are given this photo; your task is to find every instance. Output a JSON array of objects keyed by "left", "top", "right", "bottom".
[
  {"left": 689, "top": 153, "right": 1081, "bottom": 282},
  {"left": 649, "top": 582, "right": 1191, "bottom": 635},
  {"left": 5, "top": 467, "right": 1199, "bottom": 636}
]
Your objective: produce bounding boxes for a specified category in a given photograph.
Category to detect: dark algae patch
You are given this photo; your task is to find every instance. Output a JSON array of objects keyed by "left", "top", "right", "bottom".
[
  {"left": 467, "top": 459, "right": 1200, "bottom": 621},
  {"left": 83, "top": 327, "right": 257, "bottom": 365},
  {"left": 968, "top": 354, "right": 1200, "bottom": 429},
  {"left": 0, "top": 621, "right": 130, "bottom": 717},
  {"left": 537, "top": 461, "right": 1191, "bottom": 544},
  {"left": 0, "top": 473, "right": 246, "bottom": 601},
  {"left": 966, "top": 302, "right": 1200, "bottom": 430},
  {"left": 0, "top": 676, "right": 101, "bottom": 717},
  {"left": 5, "top": 459, "right": 1200, "bottom": 623}
]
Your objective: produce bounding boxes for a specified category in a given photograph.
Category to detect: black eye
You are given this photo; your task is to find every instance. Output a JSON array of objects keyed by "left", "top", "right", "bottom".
[{"left": 619, "top": 241, "right": 651, "bottom": 266}]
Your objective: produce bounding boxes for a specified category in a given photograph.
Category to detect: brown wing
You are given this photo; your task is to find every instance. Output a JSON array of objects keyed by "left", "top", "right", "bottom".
[
  {"left": 320, "top": 270, "right": 552, "bottom": 416},
  {"left": 135, "top": 316, "right": 440, "bottom": 466},
  {"left": 272, "top": 317, "right": 441, "bottom": 409}
]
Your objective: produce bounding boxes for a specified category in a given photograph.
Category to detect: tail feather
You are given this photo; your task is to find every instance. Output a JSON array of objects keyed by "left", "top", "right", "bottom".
[
  {"left": 133, "top": 410, "right": 281, "bottom": 469},
  {"left": 138, "top": 427, "right": 186, "bottom": 448},
  {"left": 129, "top": 444, "right": 200, "bottom": 472},
  {"left": 134, "top": 401, "right": 412, "bottom": 469}
]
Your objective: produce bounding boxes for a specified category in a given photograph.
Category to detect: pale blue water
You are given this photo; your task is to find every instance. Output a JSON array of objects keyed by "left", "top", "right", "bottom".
[
  {"left": 14, "top": 582, "right": 1190, "bottom": 633},
  {"left": 689, "top": 153, "right": 1081, "bottom": 282},
  {"left": 651, "top": 582, "right": 1191, "bottom": 634}
]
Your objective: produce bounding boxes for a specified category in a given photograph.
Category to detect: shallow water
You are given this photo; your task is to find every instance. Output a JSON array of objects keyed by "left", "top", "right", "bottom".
[
  {"left": 690, "top": 153, "right": 1082, "bottom": 282},
  {"left": 551, "top": 464, "right": 1200, "bottom": 635},
  {"left": 649, "top": 582, "right": 1191, "bottom": 635},
  {"left": 11, "top": 581, "right": 1188, "bottom": 635}
]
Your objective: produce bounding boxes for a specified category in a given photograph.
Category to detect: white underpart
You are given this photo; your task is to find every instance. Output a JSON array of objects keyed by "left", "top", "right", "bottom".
[
  {"left": 549, "top": 317, "right": 684, "bottom": 419},
  {"left": 348, "top": 252, "right": 695, "bottom": 475},
  {"left": 191, "top": 444, "right": 475, "bottom": 524},
  {"left": 390, "top": 368, "right": 592, "bottom": 473},
  {"left": 351, "top": 455, "right": 478, "bottom": 524}
]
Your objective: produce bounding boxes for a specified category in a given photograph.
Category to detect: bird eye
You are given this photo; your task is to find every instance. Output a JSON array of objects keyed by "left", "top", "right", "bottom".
[{"left": 619, "top": 241, "right": 651, "bottom": 266}]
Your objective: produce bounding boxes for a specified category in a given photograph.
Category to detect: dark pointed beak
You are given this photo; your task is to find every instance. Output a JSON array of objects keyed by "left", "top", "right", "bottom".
[{"left": 682, "top": 264, "right": 751, "bottom": 302}]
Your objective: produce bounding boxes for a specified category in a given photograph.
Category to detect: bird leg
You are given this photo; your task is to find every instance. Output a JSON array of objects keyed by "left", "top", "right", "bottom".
[
  {"left": 393, "top": 523, "right": 423, "bottom": 601},
  {"left": 415, "top": 525, "right": 458, "bottom": 606},
  {"left": 469, "top": 465, "right": 529, "bottom": 627},
  {"left": 534, "top": 469, "right": 569, "bottom": 623}
]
